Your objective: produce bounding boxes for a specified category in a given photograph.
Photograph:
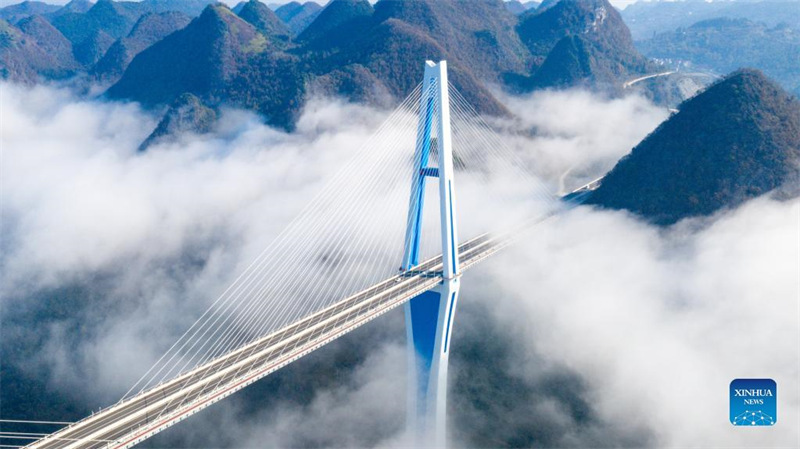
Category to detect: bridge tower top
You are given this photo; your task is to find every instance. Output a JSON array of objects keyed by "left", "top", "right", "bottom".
[{"left": 401, "top": 60, "right": 460, "bottom": 280}]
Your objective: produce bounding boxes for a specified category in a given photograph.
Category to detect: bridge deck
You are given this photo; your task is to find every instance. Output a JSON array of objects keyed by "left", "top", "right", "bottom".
[{"left": 27, "top": 232, "right": 510, "bottom": 449}]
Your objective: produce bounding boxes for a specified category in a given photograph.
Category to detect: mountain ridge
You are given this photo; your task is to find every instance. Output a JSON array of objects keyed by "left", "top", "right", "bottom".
[
  {"left": 1, "top": 0, "right": 658, "bottom": 136},
  {"left": 107, "top": 4, "right": 305, "bottom": 130},
  {"left": 237, "top": 0, "right": 291, "bottom": 45},
  {"left": 517, "top": 0, "right": 652, "bottom": 91},
  {"left": 91, "top": 10, "right": 192, "bottom": 82},
  {"left": 274, "top": 1, "right": 322, "bottom": 35},
  {"left": 587, "top": 68, "right": 800, "bottom": 224}
]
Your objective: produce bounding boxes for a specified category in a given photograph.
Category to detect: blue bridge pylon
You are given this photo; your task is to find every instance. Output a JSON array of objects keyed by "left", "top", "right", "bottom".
[{"left": 401, "top": 60, "right": 461, "bottom": 447}]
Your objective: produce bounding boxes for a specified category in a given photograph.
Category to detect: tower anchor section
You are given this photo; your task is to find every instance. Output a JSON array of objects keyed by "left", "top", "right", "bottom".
[{"left": 401, "top": 60, "right": 460, "bottom": 448}]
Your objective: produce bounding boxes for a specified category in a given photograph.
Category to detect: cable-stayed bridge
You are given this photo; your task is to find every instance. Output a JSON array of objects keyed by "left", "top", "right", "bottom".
[{"left": 17, "top": 61, "right": 590, "bottom": 449}]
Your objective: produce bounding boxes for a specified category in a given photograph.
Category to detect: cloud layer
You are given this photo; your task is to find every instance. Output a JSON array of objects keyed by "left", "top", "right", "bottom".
[
  {"left": 1, "top": 81, "right": 796, "bottom": 448},
  {"left": 467, "top": 197, "right": 799, "bottom": 447}
]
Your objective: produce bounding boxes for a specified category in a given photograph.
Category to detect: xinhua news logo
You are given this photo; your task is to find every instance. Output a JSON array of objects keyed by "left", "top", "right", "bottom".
[{"left": 730, "top": 378, "right": 776, "bottom": 426}]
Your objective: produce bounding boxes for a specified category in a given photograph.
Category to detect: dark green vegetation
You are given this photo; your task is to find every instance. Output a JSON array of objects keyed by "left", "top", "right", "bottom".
[
  {"left": 513, "top": 0, "right": 651, "bottom": 91},
  {"left": 0, "top": 16, "right": 79, "bottom": 80},
  {"left": 237, "top": 0, "right": 291, "bottom": 45},
  {"left": 138, "top": 93, "right": 218, "bottom": 151},
  {"left": 371, "top": 0, "right": 530, "bottom": 85},
  {"left": 0, "top": 1, "right": 59, "bottom": 23},
  {"left": 49, "top": 0, "right": 145, "bottom": 65},
  {"left": 1, "top": 0, "right": 656, "bottom": 132},
  {"left": 3, "top": 0, "right": 797, "bottom": 220},
  {"left": 298, "top": 0, "right": 373, "bottom": 45},
  {"left": 274, "top": 1, "right": 322, "bottom": 35},
  {"left": 91, "top": 11, "right": 191, "bottom": 82},
  {"left": 636, "top": 18, "right": 800, "bottom": 97},
  {"left": 49, "top": 0, "right": 92, "bottom": 17},
  {"left": 106, "top": 4, "right": 304, "bottom": 130},
  {"left": 1, "top": 283, "right": 112, "bottom": 422},
  {"left": 587, "top": 69, "right": 800, "bottom": 225},
  {"left": 0, "top": 0, "right": 215, "bottom": 80},
  {"left": 106, "top": 0, "right": 547, "bottom": 129}
]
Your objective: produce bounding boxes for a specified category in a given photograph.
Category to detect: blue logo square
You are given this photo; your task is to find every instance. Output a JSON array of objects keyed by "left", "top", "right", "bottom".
[{"left": 730, "top": 378, "right": 776, "bottom": 426}]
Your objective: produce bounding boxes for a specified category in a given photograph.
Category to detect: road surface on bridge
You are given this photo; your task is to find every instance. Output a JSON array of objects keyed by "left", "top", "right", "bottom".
[{"left": 27, "top": 228, "right": 521, "bottom": 449}]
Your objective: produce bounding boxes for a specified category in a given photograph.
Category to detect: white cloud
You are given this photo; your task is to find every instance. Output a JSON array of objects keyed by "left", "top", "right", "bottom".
[
  {"left": 1, "top": 80, "right": 796, "bottom": 449},
  {"left": 497, "top": 88, "right": 669, "bottom": 194},
  {"left": 1, "top": 82, "right": 394, "bottom": 402},
  {"left": 475, "top": 197, "right": 800, "bottom": 447}
]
